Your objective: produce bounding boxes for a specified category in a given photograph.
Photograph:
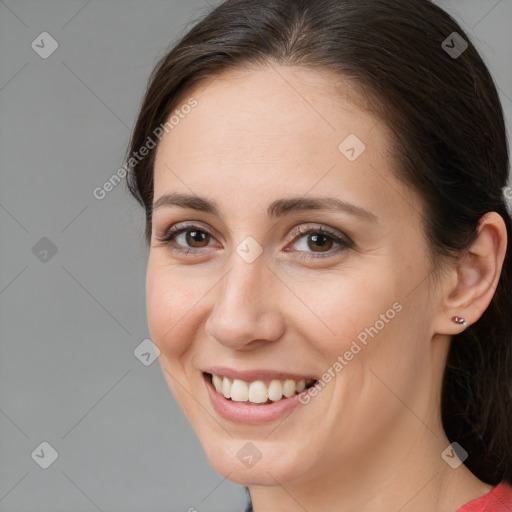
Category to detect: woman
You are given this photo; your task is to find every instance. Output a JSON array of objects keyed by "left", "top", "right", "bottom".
[{"left": 125, "top": 0, "right": 512, "bottom": 510}]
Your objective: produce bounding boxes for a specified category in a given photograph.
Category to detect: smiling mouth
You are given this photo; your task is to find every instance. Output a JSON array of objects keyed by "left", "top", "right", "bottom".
[{"left": 204, "top": 372, "right": 318, "bottom": 405}]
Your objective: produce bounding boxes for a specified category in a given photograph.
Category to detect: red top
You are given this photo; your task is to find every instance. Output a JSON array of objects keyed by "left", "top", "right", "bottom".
[{"left": 456, "top": 483, "right": 512, "bottom": 511}]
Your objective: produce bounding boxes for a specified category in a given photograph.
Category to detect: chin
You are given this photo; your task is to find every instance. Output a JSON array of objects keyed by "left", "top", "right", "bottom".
[{"left": 202, "top": 440, "right": 304, "bottom": 486}]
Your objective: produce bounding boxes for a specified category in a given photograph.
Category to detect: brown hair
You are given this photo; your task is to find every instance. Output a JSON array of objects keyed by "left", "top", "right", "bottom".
[{"left": 125, "top": 0, "right": 512, "bottom": 485}]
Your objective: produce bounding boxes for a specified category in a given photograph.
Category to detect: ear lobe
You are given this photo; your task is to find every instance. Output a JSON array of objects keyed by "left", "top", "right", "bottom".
[{"left": 434, "top": 211, "right": 507, "bottom": 336}]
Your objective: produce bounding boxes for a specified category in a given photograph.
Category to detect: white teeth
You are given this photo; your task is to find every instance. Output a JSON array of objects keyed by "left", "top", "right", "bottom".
[
  {"left": 222, "top": 377, "right": 231, "bottom": 399},
  {"left": 211, "top": 374, "right": 314, "bottom": 404},
  {"left": 282, "top": 379, "right": 296, "bottom": 398},
  {"left": 212, "top": 374, "right": 223, "bottom": 393},
  {"left": 230, "top": 379, "right": 249, "bottom": 402},
  {"left": 248, "top": 381, "right": 268, "bottom": 403},
  {"left": 267, "top": 379, "right": 283, "bottom": 401}
]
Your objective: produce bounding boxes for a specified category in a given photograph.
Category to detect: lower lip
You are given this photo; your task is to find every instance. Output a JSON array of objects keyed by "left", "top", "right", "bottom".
[{"left": 203, "top": 373, "right": 312, "bottom": 424}]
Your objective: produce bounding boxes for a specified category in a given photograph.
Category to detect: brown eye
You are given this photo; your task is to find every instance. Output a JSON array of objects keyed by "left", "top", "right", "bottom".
[
  {"left": 286, "top": 225, "right": 353, "bottom": 260},
  {"left": 156, "top": 224, "right": 216, "bottom": 253},
  {"left": 157, "top": 223, "right": 352, "bottom": 260},
  {"left": 306, "top": 233, "right": 334, "bottom": 252},
  {"left": 183, "top": 229, "right": 210, "bottom": 248}
]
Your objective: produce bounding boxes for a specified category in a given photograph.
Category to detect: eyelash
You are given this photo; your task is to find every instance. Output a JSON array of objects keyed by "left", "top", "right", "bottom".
[{"left": 155, "top": 223, "right": 353, "bottom": 260}]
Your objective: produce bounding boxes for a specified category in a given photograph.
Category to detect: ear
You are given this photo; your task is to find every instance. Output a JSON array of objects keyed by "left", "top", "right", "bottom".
[{"left": 434, "top": 211, "right": 508, "bottom": 335}]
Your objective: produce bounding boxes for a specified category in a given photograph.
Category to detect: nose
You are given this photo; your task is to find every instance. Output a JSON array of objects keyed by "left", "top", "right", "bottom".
[{"left": 205, "top": 255, "right": 286, "bottom": 350}]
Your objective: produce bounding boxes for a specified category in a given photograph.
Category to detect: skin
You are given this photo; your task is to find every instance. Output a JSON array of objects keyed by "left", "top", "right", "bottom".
[{"left": 146, "top": 64, "right": 507, "bottom": 511}]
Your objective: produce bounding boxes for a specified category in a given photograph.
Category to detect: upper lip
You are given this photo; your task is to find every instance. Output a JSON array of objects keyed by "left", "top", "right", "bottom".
[{"left": 203, "top": 366, "right": 318, "bottom": 382}]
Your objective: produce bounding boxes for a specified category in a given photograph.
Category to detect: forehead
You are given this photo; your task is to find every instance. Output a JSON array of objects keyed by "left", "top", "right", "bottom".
[
  {"left": 158, "top": 66, "right": 377, "bottom": 154},
  {"left": 152, "top": 65, "right": 414, "bottom": 223}
]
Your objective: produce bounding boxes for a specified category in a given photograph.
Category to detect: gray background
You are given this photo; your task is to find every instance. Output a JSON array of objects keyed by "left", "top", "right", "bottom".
[{"left": 0, "top": 1, "right": 510, "bottom": 511}]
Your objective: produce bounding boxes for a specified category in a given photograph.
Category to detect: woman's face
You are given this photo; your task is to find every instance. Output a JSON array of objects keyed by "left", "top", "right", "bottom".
[{"left": 147, "top": 65, "right": 447, "bottom": 486}]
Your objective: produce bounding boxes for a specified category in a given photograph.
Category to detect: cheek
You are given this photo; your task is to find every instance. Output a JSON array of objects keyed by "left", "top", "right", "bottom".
[
  {"left": 145, "top": 259, "right": 203, "bottom": 357},
  {"left": 296, "top": 265, "right": 402, "bottom": 358}
]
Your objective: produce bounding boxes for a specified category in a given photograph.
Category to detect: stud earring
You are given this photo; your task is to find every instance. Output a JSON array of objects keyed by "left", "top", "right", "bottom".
[{"left": 452, "top": 316, "right": 469, "bottom": 330}]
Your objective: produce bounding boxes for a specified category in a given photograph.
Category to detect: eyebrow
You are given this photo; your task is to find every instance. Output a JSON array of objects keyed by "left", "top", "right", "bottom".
[{"left": 151, "top": 192, "right": 379, "bottom": 224}]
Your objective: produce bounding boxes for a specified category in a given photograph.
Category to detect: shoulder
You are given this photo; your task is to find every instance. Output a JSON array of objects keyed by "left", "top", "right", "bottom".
[{"left": 456, "top": 482, "right": 512, "bottom": 511}]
